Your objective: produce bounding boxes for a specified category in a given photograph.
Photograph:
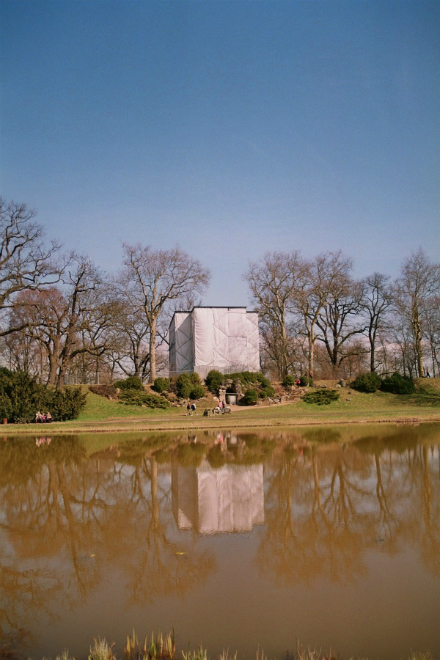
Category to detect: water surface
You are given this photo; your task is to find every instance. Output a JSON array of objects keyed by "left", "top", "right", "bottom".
[{"left": 1, "top": 424, "right": 439, "bottom": 659}]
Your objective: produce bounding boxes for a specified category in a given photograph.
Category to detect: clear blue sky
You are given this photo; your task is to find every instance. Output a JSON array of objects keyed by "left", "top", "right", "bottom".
[{"left": 1, "top": 0, "right": 439, "bottom": 305}]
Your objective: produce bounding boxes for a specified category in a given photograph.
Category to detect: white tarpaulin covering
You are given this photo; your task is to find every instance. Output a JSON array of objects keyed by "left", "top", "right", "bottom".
[
  {"left": 169, "top": 311, "right": 194, "bottom": 375},
  {"left": 169, "top": 307, "right": 259, "bottom": 376},
  {"left": 172, "top": 461, "right": 264, "bottom": 534}
]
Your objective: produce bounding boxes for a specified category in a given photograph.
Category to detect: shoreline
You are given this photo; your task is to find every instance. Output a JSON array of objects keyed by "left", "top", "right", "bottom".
[{"left": 1, "top": 407, "right": 440, "bottom": 436}]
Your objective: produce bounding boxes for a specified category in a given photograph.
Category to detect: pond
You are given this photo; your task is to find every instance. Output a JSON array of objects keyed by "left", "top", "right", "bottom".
[{"left": 1, "top": 424, "right": 439, "bottom": 659}]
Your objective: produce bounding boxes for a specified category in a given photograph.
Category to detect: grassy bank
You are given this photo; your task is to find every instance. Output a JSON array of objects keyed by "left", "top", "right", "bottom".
[{"left": 1, "top": 379, "right": 440, "bottom": 436}]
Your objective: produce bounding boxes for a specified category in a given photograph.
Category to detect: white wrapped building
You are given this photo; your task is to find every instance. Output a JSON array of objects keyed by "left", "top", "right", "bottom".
[{"left": 169, "top": 306, "right": 260, "bottom": 377}]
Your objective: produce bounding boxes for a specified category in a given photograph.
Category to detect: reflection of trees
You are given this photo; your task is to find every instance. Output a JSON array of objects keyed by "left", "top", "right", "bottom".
[
  {"left": 121, "top": 457, "right": 215, "bottom": 604},
  {"left": 0, "top": 439, "right": 215, "bottom": 649},
  {"left": 1, "top": 429, "right": 439, "bottom": 652},
  {"left": 257, "top": 437, "right": 440, "bottom": 585}
]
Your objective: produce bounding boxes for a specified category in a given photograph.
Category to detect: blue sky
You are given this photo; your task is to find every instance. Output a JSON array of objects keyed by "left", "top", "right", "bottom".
[{"left": 1, "top": 0, "right": 439, "bottom": 306}]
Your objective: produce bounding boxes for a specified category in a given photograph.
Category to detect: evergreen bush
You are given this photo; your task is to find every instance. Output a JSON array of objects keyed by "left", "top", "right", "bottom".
[
  {"left": 49, "top": 387, "right": 88, "bottom": 421},
  {"left": 189, "top": 384, "right": 206, "bottom": 400},
  {"left": 118, "top": 390, "right": 170, "bottom": 408},
  {"left": 176, "top": 372, "right": 193, "bottom": 398},
  {"left": 352, "top": 372, "right": 382, "bottom": 393},
  {"left": 241, "top": 388, "right": 259, "bottom": 405},
  {"left": 300, "top": 375, "right": 313, "bottom": 386},
  {"left": 113, "top": 376, "right": 144, "bottom": 390},
  {"left": 380, "top": 372, "right": 416, "bottom": 395},
  {"left": 259, "top": 385, "right": 276, "bottom": 399},
  {"left": 282, "top": 375, "right": 296, "bottom": 387},
  {"left": 89, "top": 384, "right": 117, "bottom": 399},
  {"left": 153, "top": 377, "right": 171, "bottom": 394},
  {"left": 205, "top": 370, "right": 224, "bottom": 393},
  {"left": 302, "top": 389, "right": 340, "bottom": 405},
  {"left": 0, "top": 370, "right": 87, "bottom": 422}
]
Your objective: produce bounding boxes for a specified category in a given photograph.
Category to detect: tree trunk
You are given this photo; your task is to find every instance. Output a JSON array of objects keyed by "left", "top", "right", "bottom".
[
  {"left": 412, "top": 306, "right": 425, "bottom": 377},
  {"left": 149, "top": 316, "right": 157, "bottom": 383},
  {"left": 308, "top": 328, "right": 315, "bottom": 377}
]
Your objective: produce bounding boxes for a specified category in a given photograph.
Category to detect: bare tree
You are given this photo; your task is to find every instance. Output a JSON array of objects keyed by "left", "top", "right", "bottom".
[
  {"left": 244, "top": 251, "right": 305, "bottom": 379},
  {"left": 423, "top": 295, "right": 440, "bottom": 376},
  {"left": 0, "top": 198, "right": 61, "bottom": 334},
  {"left": 359, "top": 273, "right": 393, "bottom": 373},
  {"left": 315, "top": 259, "right": 366, "bottom": 374},
  {"left": 119, "top": 245, "right": 210, "bottom": 382},
  {"left": 395, "top": 249, "right": 440, "bottom": 377},
  {"left": 8, "top": 254, "right": 110, "bottom": 388},
  {"left": 295, "top": 251, "right": 354, "bottom": 377}
]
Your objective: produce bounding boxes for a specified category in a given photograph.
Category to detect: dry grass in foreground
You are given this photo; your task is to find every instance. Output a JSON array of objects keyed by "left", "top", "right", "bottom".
[{"left": 0, "top": 631, "right": 434, "bottom": 660}]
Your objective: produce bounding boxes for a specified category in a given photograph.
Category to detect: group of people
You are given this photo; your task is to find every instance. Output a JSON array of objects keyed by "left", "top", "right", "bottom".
[
  {"left": 35, "top": 411, "right": 53, "bottom": 423},
  {"left": 186, "top": 402, "right": 197, "bottom": 415}
]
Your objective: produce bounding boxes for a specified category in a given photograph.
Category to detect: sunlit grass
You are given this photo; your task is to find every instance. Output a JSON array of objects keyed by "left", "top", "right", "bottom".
[{"left": 2, "top": 380, "right": 439, "bottom": 435}]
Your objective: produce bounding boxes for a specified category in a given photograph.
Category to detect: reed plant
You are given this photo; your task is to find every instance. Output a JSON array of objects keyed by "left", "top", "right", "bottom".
[{"left": 5, "top": 632, "right": 435, "bottom": 660}]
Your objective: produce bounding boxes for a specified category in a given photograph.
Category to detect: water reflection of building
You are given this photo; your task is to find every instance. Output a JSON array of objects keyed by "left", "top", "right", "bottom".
[{"left": 172, "top": 461, "right": 264, "bottom": 534}]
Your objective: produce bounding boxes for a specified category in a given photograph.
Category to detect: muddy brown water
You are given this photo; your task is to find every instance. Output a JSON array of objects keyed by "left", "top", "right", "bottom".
[{"left": 1, "top": 424, "right": 439, "bottom": 659}]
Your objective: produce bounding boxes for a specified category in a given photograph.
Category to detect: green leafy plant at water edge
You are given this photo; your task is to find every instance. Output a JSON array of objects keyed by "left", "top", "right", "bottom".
[{"left": 302, "top": 389, "right": 340, "bottom": 405}]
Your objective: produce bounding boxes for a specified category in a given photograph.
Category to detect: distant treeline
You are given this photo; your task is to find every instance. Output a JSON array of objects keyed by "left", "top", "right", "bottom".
[{"left": 0, "top": 197, "right": 439, "bottom": 386}]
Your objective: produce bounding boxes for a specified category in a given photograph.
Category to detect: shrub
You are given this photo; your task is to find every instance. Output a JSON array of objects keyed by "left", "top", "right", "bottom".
[
  {"left": 189, "top": 384, "right": 206, "bottom": 400},
  {"left": 3, "top": 370, "right": 47, "bottom": 422},
  {"left": 255, "top": 372, "right": 271, "bottom": 388},
  {"left": 189, "top": 372, "right": 201, "bottom": 385},
  {"left": 259, "top": 385, "right": 276, "bottom": 399},
  {"left": 228, "top": 371, "right": 264, "bottom": 386},
  {"left": 302, "top": 389, "right": 340, "bottom": 405},
  {"left": 48, "top": 387, "right": 88, "bottom": 421},
  {"left": 0, "top": 392, "right": 12, "bottom": 420},
  {"left": 352, "top": 372, "right": 382, "bottom": 393},
  {"left": 205, "top": 370, "right": 224, "bottom": 393},
  {"left": 300, "top": 375, "right": 313, "bottom": 386},
  {"left": 153, "top": 377, "right": 171, "bottom": 394},
  {"left": 118, "top": 390, "right": 170, "bottom": 408},
  {"left": 241, "top": 388, "right": 258, "bottom": 405},
  {"left": 282, "top": 375, "right": 296, "bottom": 387},
  {"left": 89, "top": 384, "right": 117, "bottom": 399},
  {"left": 0, "top": 370, "right": 87, "bottom": 422},
  {"left": 176, "top": 372, "right": 193, "bottom": 398},
  {"left": 113, "top": 376, "right": 144, "bottom": 390},
  {"left": 380, "top": 372, "right": 416, "bottom": 395}
]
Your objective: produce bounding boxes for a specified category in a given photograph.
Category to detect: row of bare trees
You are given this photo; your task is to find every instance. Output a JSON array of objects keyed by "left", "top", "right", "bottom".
[
  {"left": 1, "top": 197, "right": 438, "bottom": 385},
  {"left": 244, "top": 249, "right": 440, "bottom": 380},
  {"left": 0, "top": 198, "right": 210, "bottom": 387}
]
